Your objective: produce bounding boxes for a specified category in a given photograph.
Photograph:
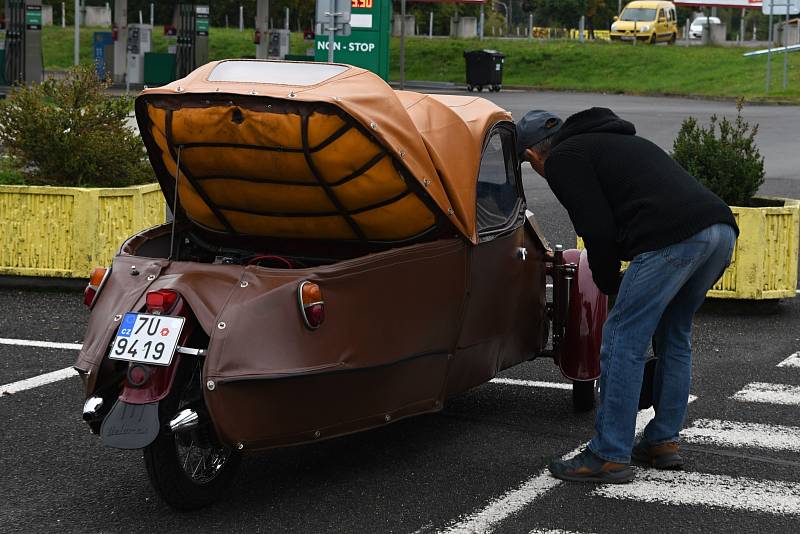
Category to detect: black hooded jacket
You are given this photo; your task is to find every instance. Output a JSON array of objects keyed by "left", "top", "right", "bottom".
[{"left": 544, "top": 107, "right": 738, "bottom": 295}]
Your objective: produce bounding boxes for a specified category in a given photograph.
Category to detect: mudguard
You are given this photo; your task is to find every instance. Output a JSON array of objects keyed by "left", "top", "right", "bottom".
[
  {"left": 558, "top": 249, "right": 607, "bottom": 382},
  {"left": 100, "top": 399, "right": 160, "bottom": 449}
]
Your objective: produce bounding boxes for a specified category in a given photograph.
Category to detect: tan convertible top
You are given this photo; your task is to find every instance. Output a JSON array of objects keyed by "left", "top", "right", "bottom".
[{"left": 136, "top": 60, "right": 511, "bottom": 244}]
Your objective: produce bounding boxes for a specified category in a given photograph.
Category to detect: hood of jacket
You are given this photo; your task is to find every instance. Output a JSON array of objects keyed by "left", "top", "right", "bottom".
[{"left": 550, "top": 107, "right": 636, "bottom": 148}]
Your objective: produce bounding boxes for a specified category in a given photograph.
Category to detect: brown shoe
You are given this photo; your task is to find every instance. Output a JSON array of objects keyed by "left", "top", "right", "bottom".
[{"left": 632, "top": 441, "right": 683, "bottom": 470}]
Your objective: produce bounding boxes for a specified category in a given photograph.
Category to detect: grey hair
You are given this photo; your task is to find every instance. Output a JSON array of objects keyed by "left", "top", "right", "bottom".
[{"left": 529, "top": 135, "right": 553, "bottom": 158}]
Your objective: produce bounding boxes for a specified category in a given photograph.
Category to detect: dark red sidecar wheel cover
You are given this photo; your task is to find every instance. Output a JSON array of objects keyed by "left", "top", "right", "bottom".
[{"left": 559, "top": 249, "right": 606, "bottom": 382}]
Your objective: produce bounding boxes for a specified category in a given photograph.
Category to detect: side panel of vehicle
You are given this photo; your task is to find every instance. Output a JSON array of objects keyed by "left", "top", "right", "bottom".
[{"left": 201, "top": 238, "right": 468, "bottom": 450}]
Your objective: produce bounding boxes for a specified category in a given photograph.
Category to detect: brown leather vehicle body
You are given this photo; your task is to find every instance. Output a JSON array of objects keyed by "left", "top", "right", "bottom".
[{"left": 75, "top": 61, "right": 551, "bottom": 450}]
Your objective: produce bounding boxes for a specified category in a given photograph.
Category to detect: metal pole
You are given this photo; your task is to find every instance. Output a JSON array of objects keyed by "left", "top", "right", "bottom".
[
  {"left": 579, "top": 16, "right": 585, "bottom": 43},
  {"left": 285, "top": 7, "right": 289, "bottom": 30},
  {"left": 74, "top": 0, "right": 80, "bottom": 65},
  {"left": 480, "top": 3, "right": 485, "bottom": 41},
  {"left": 150, "top": 3, "right": 154, "bottom": 26},
  {"left": 139, "top": 10, "right": 143, "bottom": 24},
  {"left": 239, "top": 5, "right": 244, "bottom": 32},
  {"left": 783, "top": 3, "right": 790, "bottom": 90},
  {"left": 61, "top": 2, "right": 65, "bottom": 28},
  {"left": 429, "top": 11, "right": 433, "bottom": 39},
  {"left": 327, "top": 9, "right": 335, "bottom": 63},
  {"left": 767, "top": 0, "right": 774, "bottom": 93},
  {"left": 400, "top": 0, "right": 406, "bottom": 90},
  {"left": 528, "top": 13, "right": 532, "bottom": 41},
  {"left": 740, "top": 8, "right": 745, "bottom": 44}
]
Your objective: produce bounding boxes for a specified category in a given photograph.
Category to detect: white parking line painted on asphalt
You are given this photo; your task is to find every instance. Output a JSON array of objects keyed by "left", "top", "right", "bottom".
[
  {"left": 490, "top": 378, "right": 572, "bottom": 390},
  {"left": 681, "top": 418, "right": 800, "bottom": 452},
  {"left": 0, "top": 337, "right": 83, "bottom": 351},
  {"left": 732, "top": 382, "right": 800, "bottom": 406},
  {"left": 777, "top": 352, "right": 800, "bottom": 368},
  {"left": 593, "top": 469, "right": 800, "bottom": 515},
  {"left": 0, "top": 367, "right": 78, "bottom": 396},
  {"left": 439, "top": 397, "right": 697, "bottom": 534},
  {"left": 529, "top": 530, "right": 594, "bottom": 534}
]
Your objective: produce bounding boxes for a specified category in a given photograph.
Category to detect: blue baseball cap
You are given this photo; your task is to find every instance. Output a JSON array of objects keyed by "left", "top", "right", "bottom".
[{"left": 515, "top": 110, "right": 563, "bottom": 161}]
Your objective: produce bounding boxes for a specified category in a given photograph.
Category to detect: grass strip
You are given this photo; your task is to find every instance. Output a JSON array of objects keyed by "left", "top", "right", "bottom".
[{"left": 37, "top": 27, "right": 800, "bottom": 103}]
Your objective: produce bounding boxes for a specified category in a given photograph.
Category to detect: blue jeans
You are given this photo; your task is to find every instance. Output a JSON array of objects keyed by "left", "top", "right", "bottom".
[{"left": 588, "top": 223, "right": 737, "bottom": 463}]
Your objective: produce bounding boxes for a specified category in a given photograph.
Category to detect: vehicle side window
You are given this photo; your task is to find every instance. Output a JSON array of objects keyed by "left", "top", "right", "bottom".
[
  {"left": 657, "top": 8, "right": 664, "bottom": 20},
  {"left": 476, "top": 129, "right": 520, "bottom": 235}
]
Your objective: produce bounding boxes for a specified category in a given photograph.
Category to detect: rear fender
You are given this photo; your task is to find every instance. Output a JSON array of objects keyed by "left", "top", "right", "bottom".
[
  {"left": 118, "top": 297, "right": 196, "bottom": 404},
  {"left": 558, "top": 249, "right": 606, "bottom": 381}
]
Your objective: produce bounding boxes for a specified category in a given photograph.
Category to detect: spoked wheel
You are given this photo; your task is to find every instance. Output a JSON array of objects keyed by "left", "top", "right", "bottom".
[
  {"left": 144, "top": 359, "right": 240, "bottom": 510},
  {"left": 572, "top": 380, "right": 596, "bottom": 412}
]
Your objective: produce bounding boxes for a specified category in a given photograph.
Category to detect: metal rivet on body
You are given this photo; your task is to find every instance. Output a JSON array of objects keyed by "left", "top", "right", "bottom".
[
  {"left": 206, "top": 380, "right": 215, "bottom": 391},
  {"left": 113, "top": 314, "right": 122, "bottom": 322},
  {"left": 176, "top": 86, "right": 184, "bottom": 92},
  {"left": 447, "top": 208, "right": 455, "bottom": 215},
  {"left": 217, "top": 322, "right": 226, "bottom": 330},
  {"left": 399, "top": 149, "right": 406, "bottom": 158},
  {"left": 130, "top": 266, "right": 139, "bottom": 276},
  {"left": 314, "top": 430, "right": 321, "bottom": 438},
  {"left": 384, "top": 414, "right": 391, "bottom": 422},
  {"left": 370, "top": 122, "right": 377, "bottom": 130},
  {"left": 288, "top": 91, "right": 296, "bottom": 98},
  {"left": 250, "top": 90, "right": 257, "bottom": 95},
  {"left": 422, "top": 178, "right": 431, "bottom": 187},
  {"left": 214, "top": 87, "right": 220, "bottom": 92},
  {"left": 240, "top": 281, "right": 248, "bottom": 288},
  {"left": 267, "top": 104, "right": 272, "bottom": 110},
  {"left": 146, "top": 274, "right": 156, "bottom": 281},
  {"left": 237, "top": 442, "right": 244, "bottom": 450}
]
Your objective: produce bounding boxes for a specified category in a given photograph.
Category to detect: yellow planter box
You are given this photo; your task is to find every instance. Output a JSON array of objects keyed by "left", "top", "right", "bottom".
[
  {"left": 0, "top": 183, "right": 165, "bottom": 278},
  {"left": 576, "top": 197, "right": 799, "bottom": 300}
]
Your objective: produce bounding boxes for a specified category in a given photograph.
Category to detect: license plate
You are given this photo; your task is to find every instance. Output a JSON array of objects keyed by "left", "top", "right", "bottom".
[
  {"left": 109, "top": 313, "right": 185, "bottom": 366},
  {"left": 620, "top": 36, "right": 634, "bottom": 41}
]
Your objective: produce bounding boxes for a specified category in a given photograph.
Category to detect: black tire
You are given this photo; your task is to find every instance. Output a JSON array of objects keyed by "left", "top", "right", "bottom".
[
  {"left": 477, "top": 85, "right": 484, "bottom": 92},
  {"left": 494, "top": 85, "right": 502, "bottom": 92},
  {"left": 668, "top": 33, "right": 677, "bottom": 45},
  {"left": 647, "top": 34, "right": 656, "bottom": 45},
  {"left": 467, "top": 84, "right": 474, "bottom": 92},
  {"left": 143, "top": 360, "right": 240, "bottom": 510},
  {"left": 572, "top": 380, "right": 596, "bottom": 412}
]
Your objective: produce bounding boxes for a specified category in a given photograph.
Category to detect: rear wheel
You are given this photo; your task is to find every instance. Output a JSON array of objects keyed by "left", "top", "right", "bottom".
[
  {"left": 477, "top": 85, "right": 484, "bottom": 92},
  {"left": 572, "top": 380, "right": 596, "bottom": 412},
  {"left": 143, "top": 359, "right": 240, "bottom": 510},
  {"left": 668, "top": 32, "right": 677, "bottom": 44},
  {"left": 467, "top": 84, "right": 474, "bottom": 92}
]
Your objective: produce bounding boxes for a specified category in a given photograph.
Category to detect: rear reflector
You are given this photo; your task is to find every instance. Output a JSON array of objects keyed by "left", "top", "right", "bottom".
[
  {"left": 146, "top": 289, "right": 179, "bottom": 314},
  {"left": 298, "top": 281, "right": 325, "bottom": 329},
  {"left": 84, "top": 267, "right": 110, "bottom": 308}
]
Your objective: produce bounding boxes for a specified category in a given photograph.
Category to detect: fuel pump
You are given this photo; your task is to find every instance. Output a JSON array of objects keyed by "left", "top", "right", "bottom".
[
  {"left": 174, "top": 3, "right": 209, "bottom": 79},
  {"left": 125, "top": 23, "right": 151, "bottom": 86},
  {"left": 3, "top": 0, "right": 43, "bottom": 84}
]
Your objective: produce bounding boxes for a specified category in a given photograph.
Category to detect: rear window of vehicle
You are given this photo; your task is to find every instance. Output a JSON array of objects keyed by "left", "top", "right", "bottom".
[
  {"left": 620, "top": 8, "right": 656, "bottom": 21},
  {"left": 208, "top": 61, "right": 349, "bottom": 85}
]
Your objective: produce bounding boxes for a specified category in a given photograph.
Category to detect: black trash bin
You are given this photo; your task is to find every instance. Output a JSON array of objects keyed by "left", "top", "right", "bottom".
[{"left": 463, "top": 49, "right": 504, "bottom": 92}]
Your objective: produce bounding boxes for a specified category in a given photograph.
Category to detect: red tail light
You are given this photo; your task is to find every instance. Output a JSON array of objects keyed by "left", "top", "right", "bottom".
[
  {"left": 298, "top": 281, "right": 325, "bottom": 329},
  {"left": 84, "top": 267, "right": 110, "bottom": 308},
  {"left": 146, "top": 289, "right": 179, "bottom": 314}
]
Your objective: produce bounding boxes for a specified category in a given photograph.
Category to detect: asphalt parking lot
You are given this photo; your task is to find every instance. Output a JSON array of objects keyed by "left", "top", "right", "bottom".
[{"left": 2, "top": 90, "right": 800, "bottom": 533}]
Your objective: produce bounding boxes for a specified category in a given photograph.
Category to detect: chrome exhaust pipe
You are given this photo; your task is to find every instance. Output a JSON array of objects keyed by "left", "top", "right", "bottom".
[
  {"left": 169, "top": 408, "right": 200, "bottom": 434},
  {"left": 82, "top": 396, "right": 104, "bottom": 421}
]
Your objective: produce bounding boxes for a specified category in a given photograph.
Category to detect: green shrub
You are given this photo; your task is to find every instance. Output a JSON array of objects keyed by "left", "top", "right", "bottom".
[
  {"left": 0, "top": 65, "right": 153, "bottom": 187},
  {"left": 0, "top": 155, "right": 25, "bottom": 185},
  {"left": 671, "top": 99, "right": 765, "bottom": 207}
]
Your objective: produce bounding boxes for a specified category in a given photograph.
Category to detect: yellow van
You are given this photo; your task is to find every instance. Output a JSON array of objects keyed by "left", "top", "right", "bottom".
[{"left": 610, "top": 1, "right": 678, "bottom": 44}]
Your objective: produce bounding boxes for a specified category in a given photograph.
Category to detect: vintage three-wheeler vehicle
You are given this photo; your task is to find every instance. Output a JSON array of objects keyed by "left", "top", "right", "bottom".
[{"left": 75, "top": 60, "right": 607, "bottom": 510}]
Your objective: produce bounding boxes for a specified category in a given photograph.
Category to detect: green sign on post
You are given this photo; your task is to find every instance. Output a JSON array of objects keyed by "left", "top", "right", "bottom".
[
  {"left": 315, "top": 0, "right": 390, "bottom": 80},
  {"left": 26, "top": 6, "right": 43, "bottom": 30}
]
